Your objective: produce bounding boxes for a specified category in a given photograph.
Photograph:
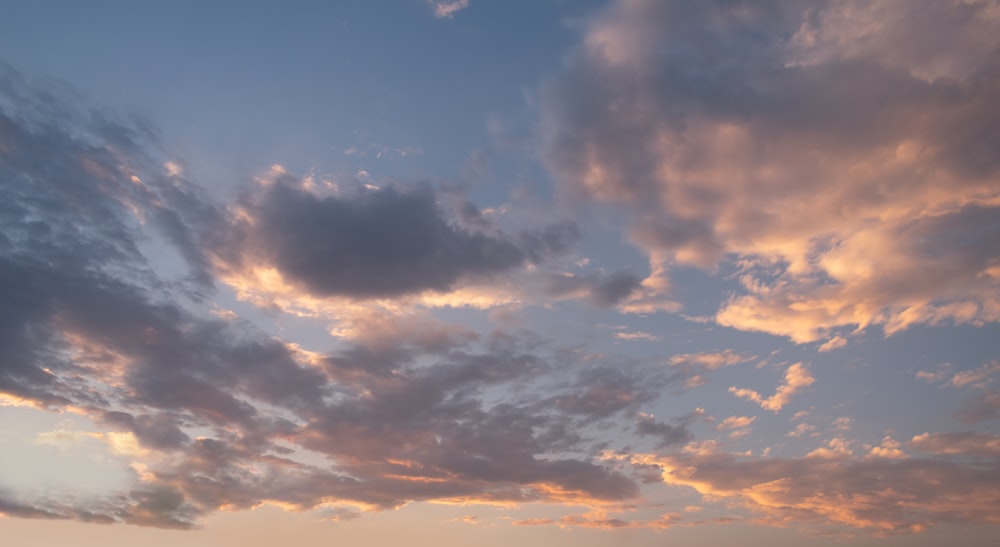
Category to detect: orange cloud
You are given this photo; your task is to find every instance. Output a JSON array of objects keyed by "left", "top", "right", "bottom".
[
  {"left": 670, "top": 349, "right": 752, "bottom": 370},
  {"left": 717, "top": 416, "right": 757, "bottom": 431},
  {"left": 631, "top": 444, "right": 1000, "bottom": 534},
  {"left": 543, "top": 0, "right": 1000, "bottom": 342}
]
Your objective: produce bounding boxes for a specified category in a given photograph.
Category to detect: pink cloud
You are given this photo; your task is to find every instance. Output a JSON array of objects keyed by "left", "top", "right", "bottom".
[
  {"left": 730, "top": 363, "right": 815, "bottom": 412},
  {"left": 428, "top": 0, "right": 469, "bottom": 19},
  {"left": 633, "top": 445, "right": 1000, "bottom": 533},
  {"left": 542, "top": 0, "right": 1000, "bottom": 342}
]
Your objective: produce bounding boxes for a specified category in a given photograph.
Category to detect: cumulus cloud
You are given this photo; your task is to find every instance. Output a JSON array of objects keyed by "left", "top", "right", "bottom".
[{"left": 541, "top": 0, "right": 1000, "bottom": 343}]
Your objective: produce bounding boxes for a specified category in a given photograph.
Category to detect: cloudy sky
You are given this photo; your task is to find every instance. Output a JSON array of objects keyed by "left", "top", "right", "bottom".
[{"left": 1, "top": 0, "right": 999, "bottom": 545}]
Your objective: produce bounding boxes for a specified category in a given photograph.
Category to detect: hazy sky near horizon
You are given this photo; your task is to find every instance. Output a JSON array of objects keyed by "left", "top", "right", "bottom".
[{"left": 1, "top": 1, "right": 999, "bottom": 545}]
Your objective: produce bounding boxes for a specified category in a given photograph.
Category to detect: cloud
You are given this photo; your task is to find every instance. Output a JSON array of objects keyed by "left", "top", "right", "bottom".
[
  {"left": 613, "top": 331, "right": 659, "bottom": 341},
  {"left": 543, "top": 269, "right": 643, "bottom": 307},
  {"left": 546, "top": 366, "right": 652, "bottom": 419},
  {"left": 0, "top": 64, "right": 643, "bottom": 528},
  {"left": 513, "top": 509, "right": 680, "bottom": 530},
  {"left": 541, "top": 0, "right": 1000, "bottom": 342},
  {"left": 868, "top": 436, "right": 907, "bottom": 459},
  {"left": 635, "top": 412, "right": 693, "bottom": 448},
  {"left": 729, "top": 363, "right": 815, "bottom": 412},
  {"left": 787, "top": 422, "right": 817, "bottom": 438},
  {"left": 428, "top": 0, "right": 469, "bottom": 19},
  {"left": 957, "top": 389, "right": 1000, "bottom": 423},
  {"left": 916, "top": 360, "right": 1000, "bottom": 423},
  {"left": 916, "top": 363, "right": 954, "bottom": 383},
  {"left": 817, "top": 335, "right": 847, "bottom": 353},
  {"left": 950, "top": 360, "right": 1000, "bottom": 388},
  {"left": 716, "top": 416, "right": 757, "bottom": 431},
  {"left": 634, "top": 445, "right": 1000, "bottom": 534},
  {"left": 213, "top": 179, "right": 578, "bottom": 300},
  {"left": 910, "top": 431, "right": 1000, "bottom": 458},
  {"left": 668, "top": 349, "right": 753, "bottom": 388},
  {"left": 669, "top": 350, "right": 752, "bottom": 370}
]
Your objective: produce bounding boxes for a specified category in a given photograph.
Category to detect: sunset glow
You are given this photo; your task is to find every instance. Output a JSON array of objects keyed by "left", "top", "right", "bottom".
[{"left": 1, "top": 1, "right": 999, "bottom": 546}]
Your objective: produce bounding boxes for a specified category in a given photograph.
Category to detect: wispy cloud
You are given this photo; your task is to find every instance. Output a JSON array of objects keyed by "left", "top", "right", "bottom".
[
  {"left": 614, "top": 330, "right": 659, "bottom": 341},
  {"left": 0, "top": 65, "right": 639, "bottom": 528},
  {"left": 428, "top": 0, "right": 469, "bottom": 19},
  {"left": 632, "top": 444, "right": 1000, "bottom": 534},
  {"left": 670, "top": 350, "right": 752, "bottom": 370},
  {"left": 910, "top": 431, "right": 1000, "bottom": 458},
  {"left": 716, "top": 415, "right": 756, "bottom": 431},
  {"left": 950, "top": 360, "right": 1000, "bottom": 389},
  {"left": 3, "top": 0, "right": 999, "bottom": 540},
  {"left": 729, "top": 363, "right": 815, "bottom": 412}
]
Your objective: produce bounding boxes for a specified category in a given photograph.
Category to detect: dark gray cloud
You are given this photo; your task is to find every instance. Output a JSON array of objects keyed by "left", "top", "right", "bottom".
[
  {"left": 635, "top": 413, "right": 693, "bottom": 448},
  {"left": 547, "top": 366, "right": 649, "bottom": 418},
  {"left": 543, "top": 269, "right": 643, "bottom": 307},
  {"left": 102, "top": 411, "right": 190, "bottom": 451},
  {"left": 0, "top": 66, "right": 320, "bottom": 525},
  {"left": 217, "top": 179, "right": 578, "bottom": 299},
  {"left": 289, "top": 332, "right": 641, "bottom": 507}
]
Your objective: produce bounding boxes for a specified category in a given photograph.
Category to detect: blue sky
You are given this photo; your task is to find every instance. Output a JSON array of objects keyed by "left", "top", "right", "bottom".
[{"left": 1, "top": 1, "right": 999, "bottom": 545}]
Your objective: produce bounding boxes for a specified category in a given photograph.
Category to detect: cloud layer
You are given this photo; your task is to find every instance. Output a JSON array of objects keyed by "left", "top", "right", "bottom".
[
  {"left": 636, "top": 441, "right": 1000, "bottom": 534},
  {"left": 2, "top": 0, "right": 999, "bottom": 538},
  {"left": 0, "top": 65, "right": 643, "bottom": 528},
  {"left": 542, "top": 0, "right": 1000, "bottom": 342}
]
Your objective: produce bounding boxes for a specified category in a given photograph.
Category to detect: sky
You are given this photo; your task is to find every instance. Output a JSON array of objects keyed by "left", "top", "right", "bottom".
[{"left": 1, "top": 0, "right": 999, "bottom": 545}]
